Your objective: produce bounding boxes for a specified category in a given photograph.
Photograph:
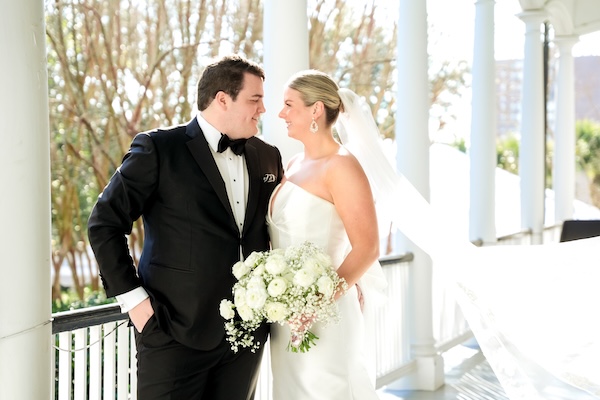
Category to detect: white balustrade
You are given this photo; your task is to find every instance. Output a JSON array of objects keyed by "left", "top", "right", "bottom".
[{"left": 51, "top": 253, "right": 478, "bottom": 398}]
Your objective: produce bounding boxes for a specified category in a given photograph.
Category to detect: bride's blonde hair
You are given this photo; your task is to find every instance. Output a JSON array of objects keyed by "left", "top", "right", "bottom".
[{"left": 286, "top": 70, "right": 344, "bottom": 127}]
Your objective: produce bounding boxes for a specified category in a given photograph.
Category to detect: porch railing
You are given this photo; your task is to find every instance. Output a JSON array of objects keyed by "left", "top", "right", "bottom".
[
  {"left": 51, "top": 224, "right": 567, "bottom": 399},
  {"left": 51, "top": 251, "right": 471, "bottom": 399},
  {"left": 52, "top": 305, "right": 134, "bottom": 400}
]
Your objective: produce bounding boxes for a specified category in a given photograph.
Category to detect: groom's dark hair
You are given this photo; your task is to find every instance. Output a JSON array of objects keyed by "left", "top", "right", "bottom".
[{"left": 197, "top": 54, "right": 265, "bottom": 111}]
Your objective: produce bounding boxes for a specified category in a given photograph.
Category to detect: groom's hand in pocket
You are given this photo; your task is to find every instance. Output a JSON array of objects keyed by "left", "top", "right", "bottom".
[{"left": 129, "top": 297, "right": 155, "bottom": 333}]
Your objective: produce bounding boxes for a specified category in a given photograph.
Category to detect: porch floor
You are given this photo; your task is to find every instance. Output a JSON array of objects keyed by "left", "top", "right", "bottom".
[
  {"left": 377, "top": 344, "right": 508, "bottom": 400},
  {"left": 376, "top": 343, "right": 598, "bottom": 400}
]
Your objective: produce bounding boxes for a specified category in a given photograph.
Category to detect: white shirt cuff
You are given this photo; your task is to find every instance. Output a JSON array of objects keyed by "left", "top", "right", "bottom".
[{"left": 115, "top": 287, "right": 149, "bottom": 313}]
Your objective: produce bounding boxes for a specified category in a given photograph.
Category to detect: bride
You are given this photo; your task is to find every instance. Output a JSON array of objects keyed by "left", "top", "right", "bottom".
[
  {"left": 267, "top": 69, "right": 600, "bottom": 399},
  {"left": 267, "top": 70, "right": 384, "bottom": 399}
]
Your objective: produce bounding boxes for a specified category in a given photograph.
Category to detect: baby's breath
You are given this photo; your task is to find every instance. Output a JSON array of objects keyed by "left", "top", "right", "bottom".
[{"left": 219, "top": 241, "right": 347, "bottom": 353}]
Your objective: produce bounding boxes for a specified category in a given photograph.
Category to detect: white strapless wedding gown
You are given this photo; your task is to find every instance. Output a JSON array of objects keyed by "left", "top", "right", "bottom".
[{"left": 266, "top": 182, "right": 380, "bottom": 400}]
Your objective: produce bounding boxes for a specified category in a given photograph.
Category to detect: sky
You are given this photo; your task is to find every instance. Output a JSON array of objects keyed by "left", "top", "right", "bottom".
[
  {"left": 426, "top": 0, "right": 600, "bottom": 61},
  {"left": 421, "top": 0, "right": 600, "bottom": 142},
  {"left": 366, "top": 0, "right": 600, "bottom": 61}
]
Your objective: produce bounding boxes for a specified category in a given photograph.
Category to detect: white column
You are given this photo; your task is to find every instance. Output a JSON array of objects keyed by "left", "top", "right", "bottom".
[
  {"left": 552, "top": 35, "right": 578, "bottom": 223},
  {"left": 262, "top": 0, "right": 309, "bottom": 165},
  {"left": 391, "top": 0, "right": 444, "bottom": 391},
  {"left": 518, "top": 11, "right": 547, "bottom": 244},
  {"left": 0, "top": 1, "right": 52, "bottom": 399},
  {"left": 469, "top": 0, "right": 497, "bottom": 244}
]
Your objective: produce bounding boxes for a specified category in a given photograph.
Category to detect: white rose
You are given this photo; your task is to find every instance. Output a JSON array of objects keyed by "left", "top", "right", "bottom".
[
  {"left": 294, "top": 268, "right": 316, "bottom": 288},
  {"left": 252, "top": 263, "right": 266, "bottom": 277},
  {"left": 232, "top": 261, "right": 250, "bottom": 280},
  {"left": 245, "top": 286, "right": 268, "bottom": 309},
  {"left": 244, "top": 252, "right": 261, "bottom": 267},
  {"left": 219, "top": 300, "right": 235, "bottom": 319},
  {"left": 317, "top": 276, "right": 335, "bottom": 298},
  {"left": 267, "top": 277, "right": 288, "bottom": 297},
  {"left": 234, "top": 287, "right": 247, "bottom": 308},
  {"left": 284, "top": 246, "right": 294, "bottom": 258},
  {"left": 246, "top": 275, "right": 266, "bottom": 290},
  {"left": 264, "top": 301, "right": 289, "bottom": 322},
  {"left": 271, "top": 248, "right": 285, "bottom": 256},
  {"left": 315, "top": 251, "right": 332, "bottom": 268},
  {"left": 303, "top": 258, "right": 323, "bottom": 275},
  {"left": 237, "top": 304, "right": 254, "bottom": 321},
  {"left": 265, "top": 253, "right": 287, "bottom": 275},
  {"left": 283, "top": 270, "right": 296, "bottom": 282}
]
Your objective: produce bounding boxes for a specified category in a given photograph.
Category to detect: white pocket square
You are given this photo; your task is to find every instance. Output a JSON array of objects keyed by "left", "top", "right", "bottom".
[{"left": 263, "top": 173, "right": 276, "bottom": 183}]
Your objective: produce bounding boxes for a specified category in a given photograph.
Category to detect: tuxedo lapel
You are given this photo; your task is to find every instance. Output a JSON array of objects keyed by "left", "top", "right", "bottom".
[
  {"left": 243, "top": 141, "right": 261, "bottom": 234},
  {"left": 184, "top": 119, "right": 233, "bottom": 222}
]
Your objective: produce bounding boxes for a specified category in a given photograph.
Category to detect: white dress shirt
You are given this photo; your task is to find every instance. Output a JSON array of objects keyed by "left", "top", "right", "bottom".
[{"left": 116, "top": 115, "right": 249, "bottom": 312}]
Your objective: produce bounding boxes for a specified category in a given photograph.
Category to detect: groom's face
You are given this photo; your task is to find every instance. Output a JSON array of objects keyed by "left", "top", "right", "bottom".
[{"left": 223, "top": 73, "right": 266, "bottom": 139}]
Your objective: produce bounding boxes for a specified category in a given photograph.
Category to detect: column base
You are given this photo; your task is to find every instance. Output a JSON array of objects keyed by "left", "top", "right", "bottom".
[{"left": 386, "top": 354, "right": 445, "bottom": 391}]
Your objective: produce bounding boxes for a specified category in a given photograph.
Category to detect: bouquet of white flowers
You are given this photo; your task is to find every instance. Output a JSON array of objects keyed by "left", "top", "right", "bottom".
[{"left": 219, "top": 241, "right": 347, "bottom": 353}]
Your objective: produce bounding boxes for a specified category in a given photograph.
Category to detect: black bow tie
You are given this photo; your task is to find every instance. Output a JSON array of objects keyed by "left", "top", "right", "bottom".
[{"left": 218, "top": 134, "right": 247, "bottom": 156}]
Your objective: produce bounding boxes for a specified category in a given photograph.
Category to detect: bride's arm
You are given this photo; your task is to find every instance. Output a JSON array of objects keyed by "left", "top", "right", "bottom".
[{"left": 327, "top": 153, "right": 379, "bottom": 298}]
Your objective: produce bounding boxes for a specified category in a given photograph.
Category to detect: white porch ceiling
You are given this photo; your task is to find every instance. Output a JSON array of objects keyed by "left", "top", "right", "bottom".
[{"left": 521, "top": 0, "right": 600, "bottom": 36}]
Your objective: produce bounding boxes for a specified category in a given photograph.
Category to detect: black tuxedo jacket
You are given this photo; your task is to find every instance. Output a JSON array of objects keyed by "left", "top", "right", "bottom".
[{"left": 88, "top": 118, "right": 283, "bottom": 350}]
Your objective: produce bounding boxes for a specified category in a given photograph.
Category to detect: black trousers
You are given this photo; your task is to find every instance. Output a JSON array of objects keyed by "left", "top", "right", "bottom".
[{"left": 134, "top": 316, "right": 267, "bottom": 400}]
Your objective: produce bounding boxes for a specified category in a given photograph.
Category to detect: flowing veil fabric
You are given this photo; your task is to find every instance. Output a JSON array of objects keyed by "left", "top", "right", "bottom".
[{"left": 336, "top": 88, "right": 600, "bottom": 399}]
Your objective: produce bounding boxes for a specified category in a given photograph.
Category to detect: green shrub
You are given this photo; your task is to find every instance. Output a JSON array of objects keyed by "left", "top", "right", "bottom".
[{"left": 52, "top": 286, "right": 115, "bottom": 313}]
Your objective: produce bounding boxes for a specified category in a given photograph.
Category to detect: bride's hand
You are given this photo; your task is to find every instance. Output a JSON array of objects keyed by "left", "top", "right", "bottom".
[
  {"left": 356, "top": 284, "right": 364, "bottom": 312},
  {"left": 289, "top": 314, "right": 315, "bottom": 334},
  {"left": 289, "top": 314, "right": 316, "bottom": 348}
]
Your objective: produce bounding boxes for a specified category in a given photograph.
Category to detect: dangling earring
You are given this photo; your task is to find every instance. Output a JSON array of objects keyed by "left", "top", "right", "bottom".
[{"left": 310, "top": 117, "right": 319, "bottom": 133}]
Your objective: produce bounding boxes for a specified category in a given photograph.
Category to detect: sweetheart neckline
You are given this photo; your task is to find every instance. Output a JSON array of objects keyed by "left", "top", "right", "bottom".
[{"left": 268, "top": 181, "right": 334, "bottom": 221}]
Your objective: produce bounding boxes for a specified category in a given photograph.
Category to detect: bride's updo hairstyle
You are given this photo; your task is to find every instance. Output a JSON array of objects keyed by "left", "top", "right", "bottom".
[{"left": 286, "top": 70, "right": 344, "bottom": 128}]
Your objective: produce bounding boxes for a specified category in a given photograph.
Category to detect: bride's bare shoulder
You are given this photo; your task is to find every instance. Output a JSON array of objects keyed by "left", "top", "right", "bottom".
[
  {"left": 329, "top": 146, "right": 360, "bottom": 167},
  {"left": 326, "top": 147, "right": 365, "bottom": 180}
]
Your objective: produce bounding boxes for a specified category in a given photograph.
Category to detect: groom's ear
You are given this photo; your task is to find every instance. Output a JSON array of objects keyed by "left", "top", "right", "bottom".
[{"left": 214, "top": 91, "right": 229, "bottom": 110}]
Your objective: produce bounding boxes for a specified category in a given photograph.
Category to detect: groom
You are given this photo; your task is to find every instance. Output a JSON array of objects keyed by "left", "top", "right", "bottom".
[{"left": 88, "top": 55, "right": 283, "bottom": 399}]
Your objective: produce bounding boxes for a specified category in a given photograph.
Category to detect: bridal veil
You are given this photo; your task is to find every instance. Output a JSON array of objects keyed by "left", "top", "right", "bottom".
[{"left": 336, "top": 88, "right": 600, "bottom": 399}]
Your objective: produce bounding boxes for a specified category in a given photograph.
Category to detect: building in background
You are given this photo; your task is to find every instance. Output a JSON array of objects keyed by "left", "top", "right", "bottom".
[
  {"left": 496, "top": 55, "right": 600, "bottom": 137},
  {"left": 574, "top": 56, "right": 600, "bottom": 122}
]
